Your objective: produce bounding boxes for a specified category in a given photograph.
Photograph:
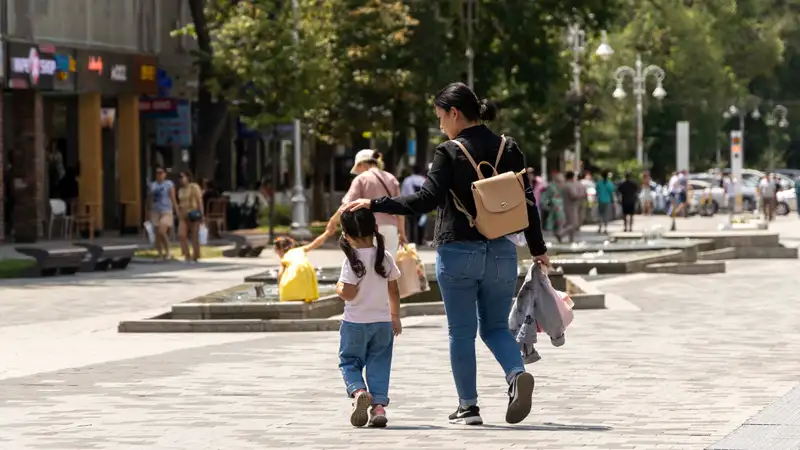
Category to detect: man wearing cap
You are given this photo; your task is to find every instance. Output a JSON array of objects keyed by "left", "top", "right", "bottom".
[{"left": 303, "top": 149, "right": 406, "bottom": 257}]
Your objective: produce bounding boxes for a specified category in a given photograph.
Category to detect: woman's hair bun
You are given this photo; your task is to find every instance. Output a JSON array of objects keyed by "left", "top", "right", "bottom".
[
  {"left": 479, "top": 99, "right": 497, "bottom": 122},
  {"left": 371, "top": 150, "right": 383, "bottom": 160}
]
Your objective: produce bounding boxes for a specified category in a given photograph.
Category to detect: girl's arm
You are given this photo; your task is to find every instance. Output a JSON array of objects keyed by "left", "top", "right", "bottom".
[
  {"left": 388, "top": 279, "right": 400, "bottom": 316},
  {"left": 277, "top": 262, "right": 286, "bottom": 283},
  {"left": 336, "top": 281, "right": 358, "bottom": 301}
]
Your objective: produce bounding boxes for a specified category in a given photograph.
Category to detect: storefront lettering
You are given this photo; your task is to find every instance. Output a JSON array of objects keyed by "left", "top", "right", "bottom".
[
  {"left": 140, "top": 98, "right": 178, "bottom": 113},
  {"left": 11, "top": 48, "right": 56, "bottom": 86},
  {"left": 140, "top": 65, "right": 156, "bottom": 81},
  {"left": 88, "top": 56, "right": 104, "bottom": 75},
  {"left": 110, "top": 64, "right": 128, "bottom": 82}
]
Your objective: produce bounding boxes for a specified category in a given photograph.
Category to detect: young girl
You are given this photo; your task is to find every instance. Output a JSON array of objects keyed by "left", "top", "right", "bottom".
[
  {"left": 336, "top": 209, "right": 402, "bottom": 428},
  {"left": 274, "top": 237, "right": 319, "bottom": 302}
]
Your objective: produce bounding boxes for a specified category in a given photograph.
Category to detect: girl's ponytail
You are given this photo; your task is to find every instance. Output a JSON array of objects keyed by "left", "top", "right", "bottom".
[
  {"left": 373, "top": 230, "right": 389, "bottom": 278},
  {"left": 339, "top": 233, "right": 366, "bottom": 278}
]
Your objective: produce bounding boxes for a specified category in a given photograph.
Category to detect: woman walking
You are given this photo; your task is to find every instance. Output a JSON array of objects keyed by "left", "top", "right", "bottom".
[
  {"left": 344, "top": 82, "right": 549, "bottom": 425},
  {"left": 541, "top": 174, "right": 566, "bottom": 241},
  {"left": 305, "top": 150, "right": 406, "bottom": 257},
  {"left": 177, "top": 170, "right": 204, "bottom": 262}
]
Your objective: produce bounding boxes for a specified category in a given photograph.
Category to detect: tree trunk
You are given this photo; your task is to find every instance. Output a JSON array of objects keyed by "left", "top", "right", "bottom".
[
  {"left": 388, "top": 100, "right": 409, "bottom": 174},
  {"left": 188, "top": 0, "right": 228, "bottom": 181},
  {"left": 414, "top": 123, "right": 430, "bottom": 173}
]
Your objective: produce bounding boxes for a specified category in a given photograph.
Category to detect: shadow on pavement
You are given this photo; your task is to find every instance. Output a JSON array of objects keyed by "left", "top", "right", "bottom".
[
  {"left": 380, "top": 423, "right": 612, "bottom": 432},
  {"left": 0, "top": 259, "right": 270, "bottom": 288}
]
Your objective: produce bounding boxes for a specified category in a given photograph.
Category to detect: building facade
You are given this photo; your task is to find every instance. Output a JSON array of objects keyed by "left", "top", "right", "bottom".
[{"left": 0, "top": 0, "right": 194, "bottom": 242}]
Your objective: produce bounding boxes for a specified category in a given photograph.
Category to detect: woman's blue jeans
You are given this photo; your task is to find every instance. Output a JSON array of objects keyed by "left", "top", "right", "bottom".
[{"left": 436, "top": 238, "right": 526, "bottom": 408}]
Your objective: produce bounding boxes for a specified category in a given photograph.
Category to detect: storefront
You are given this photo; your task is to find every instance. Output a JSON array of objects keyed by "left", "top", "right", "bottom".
[
  {"left": 0, "top": 41, "right": 5, "bottom": 241},
  {"left": 2, "top": 42, "right": 78, "bottom": 242},
  {"left": 74, "top": 50, "right": 158, "bottom": 233}
]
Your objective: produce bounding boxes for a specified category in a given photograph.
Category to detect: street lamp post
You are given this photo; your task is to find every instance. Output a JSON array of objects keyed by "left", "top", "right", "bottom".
[
  {"left": 465, "top": 0, "right": 475, "bottom": 89},
  {"left": 611, "top": 54, "right": 667, "bottom": 166},
  {"left": 289, "top": 0, "right": 311, "bottom": 239},
  {"left": 764, "top": 105, "right": 789, "bottom": 173},
  {"left": 566, "top": 26, "right": 614, "bottom": 173},
  {"left": 722, "top": 96, "right": 761, "bottom": 155}
]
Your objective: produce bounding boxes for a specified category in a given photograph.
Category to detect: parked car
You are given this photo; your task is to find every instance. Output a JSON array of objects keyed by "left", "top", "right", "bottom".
[
  {"left": 776, "top": 189, "right": 797, "bottom": 215},
  {"left": 690, "top": 173, "right": 757, "bottom": 212},
  {"left": 637, "top": 180, "right": 669, "bottom": 214},
  {"left": 773, "top": 168, "right": 800, "bottom": 179}
]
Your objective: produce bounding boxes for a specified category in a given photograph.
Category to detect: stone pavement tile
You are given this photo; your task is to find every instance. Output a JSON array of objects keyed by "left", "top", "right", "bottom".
[{"left": 0, "top": 259, "right": 798, "bottom": 448}]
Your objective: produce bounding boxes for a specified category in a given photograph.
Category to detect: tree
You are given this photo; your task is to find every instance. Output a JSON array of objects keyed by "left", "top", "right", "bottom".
[{"left": 184, "top": 0, "right": 231, "bottom": 181}]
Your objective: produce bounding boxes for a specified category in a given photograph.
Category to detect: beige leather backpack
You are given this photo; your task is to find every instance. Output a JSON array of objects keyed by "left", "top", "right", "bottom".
[{"left": 449, "top": 136, "right": 531, "bottom": 240}]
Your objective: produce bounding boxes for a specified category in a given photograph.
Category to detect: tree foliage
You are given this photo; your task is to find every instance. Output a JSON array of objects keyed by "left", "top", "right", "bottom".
[{"left": 179, "top": 0, "right": 800, "bottom": 185}]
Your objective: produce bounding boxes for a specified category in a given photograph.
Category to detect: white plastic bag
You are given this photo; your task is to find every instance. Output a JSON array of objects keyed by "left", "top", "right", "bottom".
[
  {"left": 505, "top": 232, "right": 527, "bottom": 246},
  {"left": 198, "top": 224, "right": 209, "bottom": 245},
  {"left": 143, "top": 221, "right": 155, "bottom": 245}
]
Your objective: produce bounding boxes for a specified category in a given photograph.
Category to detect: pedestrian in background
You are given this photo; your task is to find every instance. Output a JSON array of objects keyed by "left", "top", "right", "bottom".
[
  {"left": 595, "top": 172, "right": 616, "bottom": 234},
  {"left": 617, "top": 172, "right": 639, "bottom": 232}
]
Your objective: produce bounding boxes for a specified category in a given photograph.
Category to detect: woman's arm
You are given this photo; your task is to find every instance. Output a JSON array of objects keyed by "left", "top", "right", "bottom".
[
  {"left": 371, "top": 146, "right": 452, "bottom": 216},
  {"left": 303, "top": 208, "right": 341, "bottom": 252},
  {"left": 169, "top": 184, "right": 179, "bottom": 216},
  {"left": 194, "top": 184, "right": 204, "bottom": 217}
]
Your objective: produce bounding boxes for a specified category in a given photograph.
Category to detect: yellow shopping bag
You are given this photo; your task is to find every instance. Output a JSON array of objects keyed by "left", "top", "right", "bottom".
[{"left": 278, "top": 248, "right": 319, "bottom": 302}]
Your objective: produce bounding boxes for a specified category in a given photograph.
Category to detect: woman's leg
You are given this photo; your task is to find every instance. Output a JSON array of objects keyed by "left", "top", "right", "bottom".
[
  {"left": 436, "top": 242, "right": 485, "bottom": 409},
  {"left": 477, "top": 238, "right": 533, "bottom": 424},
  {"left": 190, "top": 222, "right": 201, "bottom": 261},
  {"left": 476, "top": 238, "right": 525, "bottom": 378},
  {"left": 177, "top": 219, "right": 190, "bottom": 261}
]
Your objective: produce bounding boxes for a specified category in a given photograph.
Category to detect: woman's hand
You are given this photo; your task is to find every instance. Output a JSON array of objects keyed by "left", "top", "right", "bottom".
[
  {"left": 534, "top": 253, "right": 550, "bottom": 266},
  {"left": 343, "top": 199, "right": 372, "bottom": 212}
]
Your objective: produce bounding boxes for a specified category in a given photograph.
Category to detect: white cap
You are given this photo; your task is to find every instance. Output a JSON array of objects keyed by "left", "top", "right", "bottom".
[{"left": 351, "top": 149, "right": 377, "bottom": 175}]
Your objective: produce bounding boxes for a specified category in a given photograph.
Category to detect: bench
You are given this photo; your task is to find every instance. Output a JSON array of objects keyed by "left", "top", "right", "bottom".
[
  {"left": 74, "top": 243, "right": 137, "bottom": 272},
  {"left": 14, "top": 246, "right": 88, "bottom": 277},
  {"left": 224, "top": 232, "right": 272, "bottom": 257}
]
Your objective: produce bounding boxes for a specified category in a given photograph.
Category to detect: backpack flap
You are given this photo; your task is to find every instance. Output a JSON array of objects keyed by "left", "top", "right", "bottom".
[{"left": 471, "top": 171, "right": 526, "bottom": 213}]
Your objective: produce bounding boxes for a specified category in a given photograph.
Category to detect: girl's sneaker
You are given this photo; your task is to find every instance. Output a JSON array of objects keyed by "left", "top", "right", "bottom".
[
  {"left": 368, "top": 405, "right": 388, "bottom": 428},
  {"left": 448, "top": 405, "right": 483, "bottom": 425},
  {"left": 350, "top": 390, "right": 372, "bottom": 427}
]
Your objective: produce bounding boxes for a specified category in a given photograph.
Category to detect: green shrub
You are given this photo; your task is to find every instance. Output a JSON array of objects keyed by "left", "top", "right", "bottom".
[{"left": 259, "top": 203, "right": 292, "bottom": 227}]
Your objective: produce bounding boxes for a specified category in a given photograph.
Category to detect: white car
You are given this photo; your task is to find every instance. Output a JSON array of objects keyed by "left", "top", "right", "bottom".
[{"left": 776, "top": 189, "right": 797, "bottom": 215}]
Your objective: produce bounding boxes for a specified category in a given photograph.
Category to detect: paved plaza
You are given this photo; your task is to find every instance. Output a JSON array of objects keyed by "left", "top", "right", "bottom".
[{"left": 0, "top": 216, "right": 799, "bottom": 449}]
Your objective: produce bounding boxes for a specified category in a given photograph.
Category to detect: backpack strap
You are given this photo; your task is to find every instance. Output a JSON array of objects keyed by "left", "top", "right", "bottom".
[
  {"left": 446, "top": 136, "right": 506, "bottom": 228},
  {"left": 449, "top": 139, "right": 483, "bottom": 179},
  {"left": 494, "top": 135, "right": 507, "bottom": 169}
]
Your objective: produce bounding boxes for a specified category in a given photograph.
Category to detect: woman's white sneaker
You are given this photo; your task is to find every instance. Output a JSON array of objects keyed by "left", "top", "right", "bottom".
[
  {"left": 506, "top": 372, "right": 535, "bottom": 424},
  {"left": 448, "top": 405, "right": 483, "bottom": 425}
]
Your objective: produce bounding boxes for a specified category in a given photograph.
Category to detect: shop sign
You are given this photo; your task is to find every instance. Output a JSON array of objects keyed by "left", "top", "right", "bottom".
[
  {"left": 7, "top": 44, "right": 57, "bottom": 89},
  {"left": 88, "top": 56, "right": 104, "bottom": 74},
  {"left": 77, "top": 51, "right": 133, "bottom": 93},
  {"left": 139, "top": 97, "right": 179, "bottom": 118},
  {"left": 132, "top": 55, "right": 159, "bottom": 95},
  {"left": 110, "top": 64, "right": 128, "bottom": 82},
  {"left": 156, "top": 100, "right": 192, "bottom": 147},
  {"left": 52, "top": 52, "right": 77, "bottom": 91}
]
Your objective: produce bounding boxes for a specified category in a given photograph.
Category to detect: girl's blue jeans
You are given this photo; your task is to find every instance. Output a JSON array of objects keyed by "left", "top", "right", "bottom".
[
  {"left": 436, "top": 238, "right": 526, "bottom": 408},
  {"left": 338, "top": 321, "right": 394, "bottom": 406}
]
